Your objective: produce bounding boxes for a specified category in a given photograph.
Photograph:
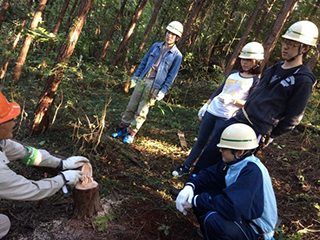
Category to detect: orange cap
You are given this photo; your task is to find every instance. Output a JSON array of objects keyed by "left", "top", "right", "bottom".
[{"left": 0, "top": 92, "right": 21, "bottom": 124}]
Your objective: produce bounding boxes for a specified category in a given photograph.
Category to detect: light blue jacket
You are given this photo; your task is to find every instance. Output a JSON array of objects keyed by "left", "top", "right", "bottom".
[
  {"left": 133, "top": 42, "right": 182, "bottom": 94},
  {"left": 188, "top": 155, "right": 278, "bottom": 240}
]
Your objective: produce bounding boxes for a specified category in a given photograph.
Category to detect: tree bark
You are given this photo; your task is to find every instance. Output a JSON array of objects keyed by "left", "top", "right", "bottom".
[
  {"left": 72, "top": 163, "right": 102, "bottom": 220},
  {"left": 30, "top": 0, "right": 94, "bottom": 135},
  {"left": 224, "top": 0, "right": 264, "bottom": 76},
  {"left": 100, "top": 0, "right": 128, "bottom": 59},
  {"left": 110, "top": 0, "right": 148, "bottom": 71},
  {"left": 0, "top": 0, "right": 9, "bottom": 28},
  {"left": 12, "top": 0, "right": 48, "bottom": 85},
  {"left": 305, "top": 1, "right": 320, "bottom": 71},
  {"left": 261, "top": 0, "right": 298, "bottom": 70},
  {"left": 128, "top": 0, "right": 164, "bottom": 75},
  {"left": 177, "top": 0, "right": 205, "bottom": 51}
]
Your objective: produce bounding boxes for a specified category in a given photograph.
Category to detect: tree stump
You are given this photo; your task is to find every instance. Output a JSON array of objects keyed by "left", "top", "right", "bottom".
[{"left": 72, "top": 163, "right": 102, "bottom": 219}]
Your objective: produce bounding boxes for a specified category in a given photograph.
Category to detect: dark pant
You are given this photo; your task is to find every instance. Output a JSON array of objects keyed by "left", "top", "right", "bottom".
[
  {"left": 192, "top": 117, "right": 239, "bottom": 173},
  {"left": 193, "top": 208, "right": 258, "bottom": 240},
  {"left": 184, "top": 113, "right": 228, "bottom": 168}
]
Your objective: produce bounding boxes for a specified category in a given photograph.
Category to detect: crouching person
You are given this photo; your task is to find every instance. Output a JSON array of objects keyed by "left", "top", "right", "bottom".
[
  {"left": 0, "top": 92, "right": 89, "bottom": 238},
  {"left": 176, "top": 123, "right": 278, "bottom": 240}
]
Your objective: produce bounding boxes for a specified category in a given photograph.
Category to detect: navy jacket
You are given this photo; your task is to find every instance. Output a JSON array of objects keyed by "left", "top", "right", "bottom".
[{"left": 235, "top": 62, "right": 316, "bottom": 137}]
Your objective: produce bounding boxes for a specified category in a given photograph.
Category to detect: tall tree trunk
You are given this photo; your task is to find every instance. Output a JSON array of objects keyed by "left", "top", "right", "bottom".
[
  {"left": 306, "top": 1, "right": 320, "bottom": 71},
  {"left": 53, "top": 0, "right": 70, "bottom": 35},
  {"left": 64, "top": 0, "right": 79, "bottom": 33},
  {"left": 100, "top": 0, "right": 127, "bottom": 59},
  {"left": 261, "top": 0, "right": 298, "bottom": 70},
  {"left": 12, "top": 0, "right": 48, "bottom": 85},
  {"left": 224, "top": 0, "right": 264, "bottom": 76},
  {"left": 177, "top": 0, "right": 205, "bottom": 51},
  {"left": 110, "top": 0, "right": 148, "bottom": 71},
  {"left": 0, "top": 0, "right": 9, "bottom": 28},
  {"left": 253, "top": 0, "right": 276, "bottom": 38},
  {"left": 0, "top": 19, "right": 26, "bottom": 80},
  {"left": 128, "top": 0, "right": 164, "bottom": 75},
  {"left": 30, "top": 0, "right": 94, "bottom": 135},
  {"left": 41, "top": 0, "right": 70, "bottom": 69}
]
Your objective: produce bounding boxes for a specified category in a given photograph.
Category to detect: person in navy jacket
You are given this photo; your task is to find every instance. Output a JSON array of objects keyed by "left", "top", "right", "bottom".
[
  {"left": 192, "top": 20, "right": 319, "bottom": 173},
  {"left": 176, "top": 123, "right": 278, "bottom": 240}
]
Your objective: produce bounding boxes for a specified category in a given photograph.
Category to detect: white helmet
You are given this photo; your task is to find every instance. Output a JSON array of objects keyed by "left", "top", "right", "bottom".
[
  {"left": 282, "top": 20, "right": 318, "bottom": 46},
  {"left": 217, "top": 123, "right": 258, "bottom": 150},
  {"left": 238, "top": 42, "right": 264, "bottom": 60},
  {"left": 166, "top": 21, "right": 183, "bottom": 38}
]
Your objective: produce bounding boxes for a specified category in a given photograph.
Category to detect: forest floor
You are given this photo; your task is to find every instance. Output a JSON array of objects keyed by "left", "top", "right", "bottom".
[{"left": 1, "top": 77, "right": 320, "bottom": 240}]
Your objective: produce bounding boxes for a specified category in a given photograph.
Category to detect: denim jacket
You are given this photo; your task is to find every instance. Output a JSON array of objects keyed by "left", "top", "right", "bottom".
[{"left": 133, "top": 42, "right": 182, "bottom": 94}]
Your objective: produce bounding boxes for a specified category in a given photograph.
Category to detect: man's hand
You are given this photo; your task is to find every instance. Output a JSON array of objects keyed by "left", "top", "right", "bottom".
[
  {"left": 156, "top": 91, "right": 165, "bottom": 101},
  {"left": 176, "top": 185, "right": 194, "bottom": 215},
  {"left": 130, "top": 78, "right": 137, "bottom": 89},
  {"left": 62, "top": 156, "right": 89, "bottom": 170},
  {"left": 61, "top": 170, "right": 83, "bottom": 185},
  {"left": 198, "top": 103, "right": 208, "bottom": 120}
]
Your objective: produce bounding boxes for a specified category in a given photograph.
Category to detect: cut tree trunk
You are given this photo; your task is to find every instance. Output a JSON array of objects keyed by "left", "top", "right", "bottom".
[{"left": 72, "top": 163, "right": 102, "bottom": 219}]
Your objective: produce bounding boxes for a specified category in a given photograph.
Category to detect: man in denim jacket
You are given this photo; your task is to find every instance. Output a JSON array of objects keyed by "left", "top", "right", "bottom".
[{"left": 111, "top": 21, "right": 183, "bottom": 144}]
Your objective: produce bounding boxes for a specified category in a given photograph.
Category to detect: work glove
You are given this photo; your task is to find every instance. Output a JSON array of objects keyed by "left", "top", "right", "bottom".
[
  {"left": 176, "top": 185, "right": 194, "bottom": 215},
  {"left": 218, "top": 94, "right": 236, "bottom": 105},
  {"left": 156, "top": 91, "right": 165, "bottom": 101},
  {"left": 61, "top": 170, "right": 83, "bottom": 185},
  {"left": 198, "top": 103, "right": 208, "bottom": 120},
  {"left": 130, "top": 78, "right": 138, "bottom": 89},
  {"left": 61, "top": 156, "right": 89, "bottom": 170}
]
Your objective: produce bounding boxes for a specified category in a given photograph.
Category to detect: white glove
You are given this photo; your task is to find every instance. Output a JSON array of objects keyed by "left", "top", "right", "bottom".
[
  {"left": 62, "top": 156, "right": 89, "bottom": 170},
  {"left": 61, "top": 170, "right": 83, "bottom": 185},
  {"left": 156, "top": 91, "right": 165, "bottom": 101},
  {"left": 198, "top": 103, "right": 208, "bottom": 120},
  {"left": 218, "top": 94, "right": 235, "bottom": 104},
  {"left": 176, "top": 185, "right": 194, "bottom": 215},
  {"left": 130, "top": 78, "right": 137, "bottom": 88}
]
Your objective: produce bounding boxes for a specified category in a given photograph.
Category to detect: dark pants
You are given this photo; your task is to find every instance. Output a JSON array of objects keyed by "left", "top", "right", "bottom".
[
  {"left": 192, "top": 117, "right": 239, "bottom": 173},
  {"left": 193, "top": 208, "right": 259, "bottom": 240}
]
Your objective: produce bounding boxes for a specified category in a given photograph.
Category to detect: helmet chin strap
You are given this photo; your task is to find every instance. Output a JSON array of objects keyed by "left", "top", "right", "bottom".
[
  {"left": 287, "top": 44, "right": 304, "bottom": 62},
  {"left": 228, "top": 149, "right": 254, "bottom": 165}
]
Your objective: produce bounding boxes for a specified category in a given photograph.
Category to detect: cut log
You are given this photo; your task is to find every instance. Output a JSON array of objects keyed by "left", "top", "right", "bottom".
[{"left": 72, "top": 163, "right": 102, "bottom": 219}]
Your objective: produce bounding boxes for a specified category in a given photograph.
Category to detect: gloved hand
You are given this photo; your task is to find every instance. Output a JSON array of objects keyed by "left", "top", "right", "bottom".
[
  {"left": 176, "top": 185, "right": 194, "bottom": 215},
  {"left": 198, "top": 103, "right": 208, "bottom": 120},
  {"left": 218, "top": 94, "right": 236, "bottom": 104},
  {"left": 62, "top": 156, "right": 89, "bottom": 170},
  {"left": 61, "top": 170, "right": 83, "bottom": 185},
  {"left": 130, "top": 78, "right": 137, "bottom": 89},
  {"left": 156, "top": 91, "right": 165, "bottom": 101}
]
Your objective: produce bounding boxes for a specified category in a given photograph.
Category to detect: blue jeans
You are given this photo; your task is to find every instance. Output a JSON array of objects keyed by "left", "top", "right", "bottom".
[{"left": 184, "top": 112, "right": 228, "bottom": 168}]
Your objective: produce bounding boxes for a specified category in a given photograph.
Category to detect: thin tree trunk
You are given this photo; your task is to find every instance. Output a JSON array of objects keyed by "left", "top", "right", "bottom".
[
  {"left": 110, "top": 0, "right": 148, "bottom": 71},
  {"left": 177, "top": 0, "right": 205, "bottom": 51},
  {"left": 0, "top": 19, "right": 26, "bottom": 79},
  {"left": 262, "top": 0, "right": 298, "bottom": 69},
  {"left": 0, "top": 0, "right": 9, "bottom": 28},
  {"left": 224, "top": 0, "right": 264, "bottom": 76},
  {"left": 100, "top": 0, "right": 127, "bottom": 59},
  {"left": 30, "top": 0, "right": 94, "bottom": 135},
  {"left": 253, "top": 0, "right": 276, "bottom": 38},
  {"left": 12, "top": 0, "right": 48, "bottom": 85},
  {"left": 41, "top": 0, "right": 70, "bottom": 69},
  {"left": 306, "top": 1, "right": 320, "bottom": 71},
  {"left": 128, "top": 0, "right": 164, "bottom": 75},
  {"left": 64, "top": 0, "right": 79, "bottom": 33}
]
